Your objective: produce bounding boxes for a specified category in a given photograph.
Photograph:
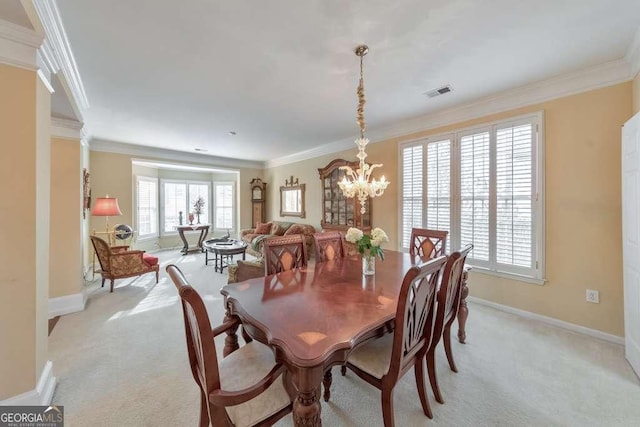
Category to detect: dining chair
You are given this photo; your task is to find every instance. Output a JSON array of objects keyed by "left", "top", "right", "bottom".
[
  {"left": 263, "top": 235, "right": 307, "bottom": 275},
  {"left": 343, "top": 255, "right": 448, "bottom": 426},
  {"left": 409, "top": 228, "right": 448, "bottom": 258},
  {"left": 166, "top": 265, "right": 293, "bottom": 427},
  {"left": 313, "top": 231, "right": 345, "bottom": 262},
  {"left": 427, "top": 244, "right": 473, "bottom": 404}
]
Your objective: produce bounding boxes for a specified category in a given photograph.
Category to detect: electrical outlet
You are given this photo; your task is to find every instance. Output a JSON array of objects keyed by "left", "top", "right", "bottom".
[{"left": 586, "top": 289, "right": 599, "bottom": 304}]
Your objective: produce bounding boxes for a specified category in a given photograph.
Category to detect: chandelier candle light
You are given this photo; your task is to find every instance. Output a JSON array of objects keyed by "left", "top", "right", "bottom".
[{"left": 338, "top": 44, "right": 389, "bottom": 215}]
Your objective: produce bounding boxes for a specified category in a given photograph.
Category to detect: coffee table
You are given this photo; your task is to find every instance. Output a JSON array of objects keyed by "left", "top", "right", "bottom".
[{"left": 203, "top": 240, "right": 248, "bottom": 272}]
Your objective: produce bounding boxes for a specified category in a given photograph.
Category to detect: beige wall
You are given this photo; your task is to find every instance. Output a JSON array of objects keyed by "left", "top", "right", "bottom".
[
  {"left": 266, "top": 82, "right": 631, "bottom": 337},
  {"left": 50, "top": 137, "right": 83, "bottom": 298},
  {"left": 633, "top": 71, "right": 640, "bottom": 114},
  {"left": 0, "top": 64, "right": 49, "bottom": 399}
]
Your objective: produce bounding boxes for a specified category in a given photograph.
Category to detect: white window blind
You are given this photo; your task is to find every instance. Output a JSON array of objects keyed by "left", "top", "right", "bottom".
[
  {"left": 496, "top": 124, "right": 534, "bottom": 271},
  {"left": 161, "top": 180, "right": 210, "bottom": 234},
  {"left": 460, "top": 132, "right": 490, "bottom": 262},
  {"left": 136, "top": 177, "right": 158, "bottom": 238},
  {"left": 426, "top": 139, "right": 451, "bottom": 247},
  {"left": 399, "top": 113, "right": 543, "bottom": 282},
  {"left": 214, "top": 182, "right": 234, "bottom": 230},
  {"left": 401, "top": 144, "right": 423, "bottom": 248}
]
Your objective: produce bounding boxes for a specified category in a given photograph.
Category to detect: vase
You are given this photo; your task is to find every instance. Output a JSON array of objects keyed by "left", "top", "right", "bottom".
[
  {"left": 196, "top": 213, "right": 201, "bottom": 224},
  {"left": 362, "top": 254, "right": 375, "bottom": 275}
]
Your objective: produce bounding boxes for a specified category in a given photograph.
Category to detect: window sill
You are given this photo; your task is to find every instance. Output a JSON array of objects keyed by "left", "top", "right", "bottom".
[{"left": 468, "top": 266, "right": 546, "bottom": 286}]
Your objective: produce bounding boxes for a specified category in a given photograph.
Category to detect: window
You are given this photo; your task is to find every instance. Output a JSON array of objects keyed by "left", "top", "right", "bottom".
[
  {"left": 214, "top": 182, "right": 234, "bottom": 230},
  {"left": 399, "top": 113, "right": 543, "bottom": 282},
  {"left": 160, "top": 180, "right": 210, "bottom": 234},
  {"left": 136, "top": 176, "right": 158, "bottom": 238}
]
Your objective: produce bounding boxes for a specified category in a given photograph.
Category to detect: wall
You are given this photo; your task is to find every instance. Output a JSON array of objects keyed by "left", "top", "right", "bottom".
[
  {"left": 50, "top": 137, "right": 82, "bottom": 298},
  {"left": 0, "top": 64, "right": 49, "bottom": 399},
  {"left": 633, "top": 71, "right": 640, "bottom": 114},
  {"left": 265, "top": 82, "right": 631, "bottom": 337}
]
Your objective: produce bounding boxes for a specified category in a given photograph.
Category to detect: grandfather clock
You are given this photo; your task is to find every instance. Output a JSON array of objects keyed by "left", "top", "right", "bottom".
[{"left": 250, "top": 178, "right": 266, "bottom": 226}]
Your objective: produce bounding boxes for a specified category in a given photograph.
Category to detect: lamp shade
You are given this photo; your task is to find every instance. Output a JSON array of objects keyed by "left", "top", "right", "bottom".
[{"left": 92, "top": 197, "right": 123, "bottom": 216}]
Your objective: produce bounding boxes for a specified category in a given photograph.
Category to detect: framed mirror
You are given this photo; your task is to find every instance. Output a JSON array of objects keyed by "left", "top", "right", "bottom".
[{"left": 280, "top": 176, "right": 305, "bottom": 218}]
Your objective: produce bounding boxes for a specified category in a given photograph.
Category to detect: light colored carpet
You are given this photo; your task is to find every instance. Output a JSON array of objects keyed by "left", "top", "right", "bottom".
[{"left": 49, "top": 250, "right": 640, "bottom": 426}]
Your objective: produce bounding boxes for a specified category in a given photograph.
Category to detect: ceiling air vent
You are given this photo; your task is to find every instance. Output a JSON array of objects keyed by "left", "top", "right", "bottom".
[{"left": 424, "top": 85, "right": 453, "bottom": 99}]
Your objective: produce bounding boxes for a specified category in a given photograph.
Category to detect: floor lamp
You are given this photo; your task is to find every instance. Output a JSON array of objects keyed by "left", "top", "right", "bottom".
[{"left": 92, "top": 195, "right": 123, "bottom": 246}]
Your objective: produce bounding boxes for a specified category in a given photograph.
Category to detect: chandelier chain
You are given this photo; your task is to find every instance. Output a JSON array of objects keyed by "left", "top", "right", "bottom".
[{"left": 356, "top": 53, "right": 366, "bottom": 138}]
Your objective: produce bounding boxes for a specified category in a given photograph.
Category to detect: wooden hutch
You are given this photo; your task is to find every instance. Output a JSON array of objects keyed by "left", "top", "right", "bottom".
[{"left": 318, "top": 159, "right": 371, "bottom": 231}]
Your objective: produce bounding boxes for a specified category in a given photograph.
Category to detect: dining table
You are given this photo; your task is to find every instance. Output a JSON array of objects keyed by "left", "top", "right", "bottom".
[{"left": 220, "top": 250, "right": 470, "bottom": 426}]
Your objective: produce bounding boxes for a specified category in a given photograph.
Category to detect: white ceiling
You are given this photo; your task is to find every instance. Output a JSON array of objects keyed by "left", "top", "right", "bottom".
[{"left": 56, "top": 0, "right": 640, "bottom": 162}]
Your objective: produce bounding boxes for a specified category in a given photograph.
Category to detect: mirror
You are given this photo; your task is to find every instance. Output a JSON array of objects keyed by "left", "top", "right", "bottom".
[{"left": 280, "top": 177, "right": 305, "bottom": 218}]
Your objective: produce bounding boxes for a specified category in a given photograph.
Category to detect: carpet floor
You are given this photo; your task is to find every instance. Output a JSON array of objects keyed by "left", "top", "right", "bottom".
[{"left": 49, "top": 250, "right": 640, "bottom": 426}]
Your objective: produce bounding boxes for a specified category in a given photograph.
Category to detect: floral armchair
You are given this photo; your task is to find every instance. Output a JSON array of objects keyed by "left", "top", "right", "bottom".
[{"left": 90, "top": 236, "right": 159, "bottom": 293}]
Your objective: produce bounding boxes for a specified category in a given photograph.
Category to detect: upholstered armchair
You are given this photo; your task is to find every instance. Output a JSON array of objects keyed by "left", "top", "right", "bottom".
[{"left": 90, "top": 236, "right": 159, "bottom": 293}]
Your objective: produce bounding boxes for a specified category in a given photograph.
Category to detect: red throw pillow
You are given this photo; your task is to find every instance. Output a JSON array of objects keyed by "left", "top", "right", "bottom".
[{"left": 255, "top": 222, "right": 272, "bottom": 234}]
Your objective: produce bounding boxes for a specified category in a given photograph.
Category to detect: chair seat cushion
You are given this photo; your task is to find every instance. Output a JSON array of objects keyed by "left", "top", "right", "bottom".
[
  {"left": 348, "top": 333, "right": 393, "bottom": 379},
  {"left": 219, "top": 341, "right": 290, "bottom": 427},
  {"left": 142, "top": 253, "right": 158, "bottom": 266}
]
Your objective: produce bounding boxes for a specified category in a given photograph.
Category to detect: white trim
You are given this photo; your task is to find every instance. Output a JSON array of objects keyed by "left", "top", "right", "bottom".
[
  {"left": 136, "top": 175, "right": 159, "bottom": 239},
  {"left": 213, "top": 181, "right": 236, "bottom": 232},
  {"left": 50, "top": 117, "right": 83, "bottom": 139},
  {"left": 267, "top": 59, "right": 633, "bottom": 168},
  {"left": 0, "top": 18, "right": 43, "bottom": 70},
  {"left": 469, "top": 267, "right": 545, "bottom": 286},
  {"left": 36, "top": 39, "right": 59, "bottom": 93},
  {"left": 626, "top": 25, "right": 640, "bottom": 77},
  {"left": 0, "top": 361, "right": 56, "bottom": 406},
  {"left": 468, "top": 297, "right": 624, "bottom": 345},
  {"left": 48, "top": 291, "right": 87, "bottom": 318},
  {"left": 91, "top": 139, "right": 263, "bottom": 169},
  {"left": 33, "top": 0, "right": 90, "bottom": 109}
]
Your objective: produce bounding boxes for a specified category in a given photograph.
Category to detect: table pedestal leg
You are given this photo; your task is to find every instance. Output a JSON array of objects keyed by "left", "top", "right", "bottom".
[
  {"left": 178, "top": 230, "right": 188, "bottom": 255},
  {"left": 457, "top": 269, "right": 469, "bottom": 344},
  {"left": 222, "top": 309, "right": 239, "bottom": 357},
  {"left": 322, "top": 369, "right": 332, "bottom": 402},
  {"left": 293, "top": 389, "right": 321, "bottom": 427}
]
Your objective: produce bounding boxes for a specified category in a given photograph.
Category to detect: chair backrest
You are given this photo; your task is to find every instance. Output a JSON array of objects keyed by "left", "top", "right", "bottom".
[
  {"left": 409, "top": 228, "right": 448, "bottom": 258},
  {"left": 90, "top": 235, "right": 111, "bottom": 272},
  {"left": 433, "top": 244, "right": 473, "bottom": 340},
  {"left": 387, "top": 255, "right": 447, "bottom": 379},
  {"left": 166, "top": 264, "right": 222, "bottom": 424},
  {"left": 313, "top": 231, "right": 345, "bottom": 262},
  {"left": 264, "top": 235, "right": 307, "bottom": 275}
]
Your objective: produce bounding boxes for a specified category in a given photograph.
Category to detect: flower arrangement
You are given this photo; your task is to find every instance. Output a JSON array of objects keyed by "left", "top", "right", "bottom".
[
  {"left": 193, "top": 197, "right": 205, "bottom": 215},
  {"left": 345, "top": 227, "right": 389, "bottom": 260}
]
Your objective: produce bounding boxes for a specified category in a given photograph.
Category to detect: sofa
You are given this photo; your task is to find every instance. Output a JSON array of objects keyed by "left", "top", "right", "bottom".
[{"left": 239, "top": 221, "right": 316, "bottom": 259}]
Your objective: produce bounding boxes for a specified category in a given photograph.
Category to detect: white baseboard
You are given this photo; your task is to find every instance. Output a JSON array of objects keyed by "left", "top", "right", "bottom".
[
  {"left": 0, "top": 361, "right": 56, "bottom": 406},
  {"left": 48, "top": 291, "right": 86, "bottom": 319},
  {"left": 468, "top": 296, "right": 625, "bottom": 345}
]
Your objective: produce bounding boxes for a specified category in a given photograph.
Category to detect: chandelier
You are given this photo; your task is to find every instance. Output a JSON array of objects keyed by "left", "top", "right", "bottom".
[{"left": 338, "top": 45, "right": 389, "bottom": 215}]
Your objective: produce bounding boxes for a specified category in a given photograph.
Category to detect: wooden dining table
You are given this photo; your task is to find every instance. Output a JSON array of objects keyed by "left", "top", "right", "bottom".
[{"left": 220, "top": 250, "right": 470, "bottom": 426}]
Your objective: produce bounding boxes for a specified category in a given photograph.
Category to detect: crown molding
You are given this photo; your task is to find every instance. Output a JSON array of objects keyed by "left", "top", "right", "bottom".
[
  {"left": 266, "top": 58, "right": 633, "bottom": 168},
  {"left": 90, "top": 139, "right": 264, "bottom": 170},
  {"left": 51, "top": 117, "right": 83, "bottom": 139},
  {"left": 626, "top": 25, "right": 640, "bottom": 77},
  {"left": 0, "top": 18, "right": 42, "bottom": 70},
  {"left": 33, "top": 0, "right": 89, "bottom": 110}
]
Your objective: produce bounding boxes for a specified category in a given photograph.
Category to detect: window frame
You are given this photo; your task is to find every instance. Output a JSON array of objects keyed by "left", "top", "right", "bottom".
[
  {"left": 135, "top": 175, "right": 159, "bottom": 240},
  {"left": 159, "top": 178, "right": 212, "bottom": 236},
  {"left": 213, "top": 181, "right": 236, "bottom": 232},
  {"left": 398, "top": 111, "right": 545, "bottom": 284}
]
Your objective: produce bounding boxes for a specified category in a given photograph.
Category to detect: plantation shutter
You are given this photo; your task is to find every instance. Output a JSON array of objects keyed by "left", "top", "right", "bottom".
[
  {"left": 496, "top": 123, "right": 534, "bottom": 271},
  {"left": 426, "top": 139, "right": 451, "bottom": 249},
  {"left": 460, "top": 132, "right": 490, "bottom": 262},
  {"left": 215, "top": 183, "right": 234, "bottom": 230},
  {"left": 137, "top": 177, "right": 158, "bottom": 237},
  {"left": 163, "top": 183, "right": 187, "bottom": 232},
  {"left": 401, "top": 144, "right": 423, "bottom": 248}
]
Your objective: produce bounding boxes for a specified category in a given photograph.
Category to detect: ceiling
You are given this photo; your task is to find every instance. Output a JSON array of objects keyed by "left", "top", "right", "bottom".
[{"left": 55, "top": 0, "right": 640, "bottom": 162}]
